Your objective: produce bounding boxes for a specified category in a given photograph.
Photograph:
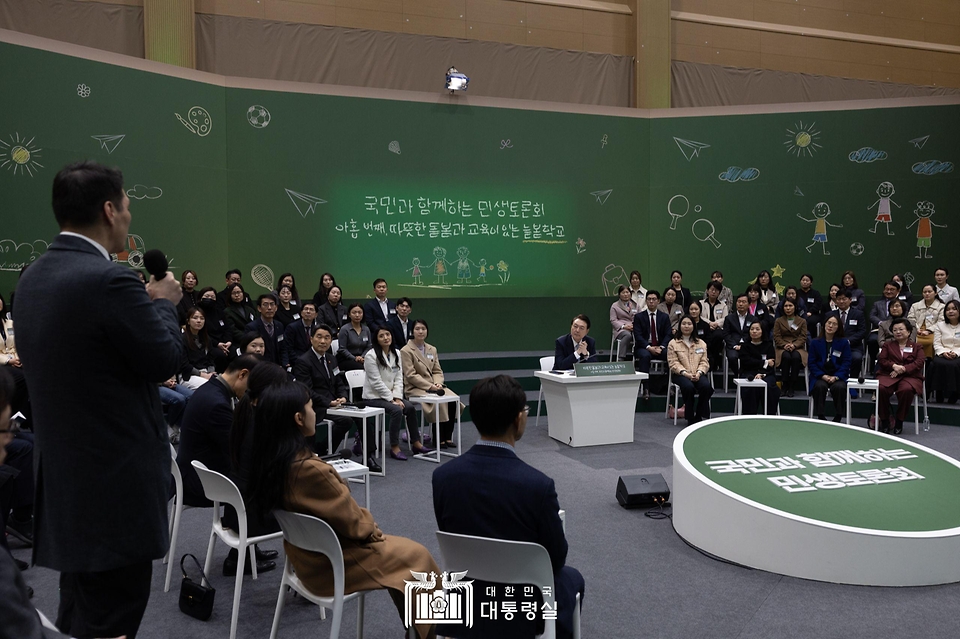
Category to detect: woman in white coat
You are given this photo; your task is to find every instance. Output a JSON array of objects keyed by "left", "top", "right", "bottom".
[
  {"left": 363, "top": 327, "right": 433, "bottom": 460},
  {"left": 400, "top": 319, "right": 464, "bottom": 449}
]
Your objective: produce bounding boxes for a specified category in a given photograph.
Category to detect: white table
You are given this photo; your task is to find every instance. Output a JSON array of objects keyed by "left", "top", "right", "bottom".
[
  {"left": 409, "top": 394, "right": 462, "bottom": 463},
  {"left": 327, "top": 405, "right": 386, "bottom": 477},
  {"left": 534, "top": 371, "right": 647, "bottom": 447},
  {"left": 734, "top": 378, "right": 779, "bottom": 416},
  {"left": 846, "top": 378, "right": 880, "bottom": 427},
  {"left": 328, "top": 458, "right": 371, "bottom": 508}
]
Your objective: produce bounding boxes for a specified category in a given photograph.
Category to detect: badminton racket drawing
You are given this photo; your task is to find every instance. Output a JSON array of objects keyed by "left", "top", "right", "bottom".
[
  {"left": 692, "top": 218, "right": 721, "bottom": 248},
  {"left": 251, "top": 264, "right": 275, "bottom": 290}
]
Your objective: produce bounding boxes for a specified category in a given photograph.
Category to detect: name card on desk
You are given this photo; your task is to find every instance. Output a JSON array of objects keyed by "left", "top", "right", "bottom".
[{"left": 574, "top": 361, "right": 634, "bottom": 377}]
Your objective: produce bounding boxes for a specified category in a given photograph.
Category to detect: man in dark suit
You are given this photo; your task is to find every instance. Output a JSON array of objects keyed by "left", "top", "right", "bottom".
[
  {"left": 722, "top": 293, "right": 756, "bottom": 377},
  {"left": 282, "top": 300, "right": 318, "bottom": 368},
  {"left": 868, "top": 281, "right": 900, "bottom": 366},
  {"left": 15, "top": 161, "right": 186, "bottom": 639},
  {"left": 433, "top": 374, "right": 584, "bottom": 639},
  {"left": 363, "top": 278, "right": 396, "bottom": 333},
  {"left": 292, "top": 324, "right": 381, "bottom": 471},
  {"left": 634, "top": 290, "right": 672, "bottom": 398},
  {"left": 386, "top": 296, "right": 414, "bottom": 349},
  {"left": 554, "top": 314, "right": 597, "bottom": 369},
  {"left": 827, "top": 288, "right": 867, "bottom": 375},
  {"left": 246, "top": 293, "right": 285, "bottom": 365}
]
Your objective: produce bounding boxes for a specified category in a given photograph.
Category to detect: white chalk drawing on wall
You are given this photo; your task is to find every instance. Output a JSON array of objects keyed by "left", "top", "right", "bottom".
[
  {"left": 691, "top": 219, "right": 721, "bottom": 248},
  {"left": 850, "top": 242, "right": 865, "bottom": 256},
  {"left": 601, "top": 134, "right": 608, "bottom": 148},
  {"left": 848, "top": 147, "right": 887, "bottom": 163},
  {"left": 499, "top": 139, "right": 513, "bottom": 150},
  {"left": 867, "top": 181, "right": 899, "bottom": 235},
  {"left": 575, "top": 238, "right": 587, "bottom": 254},
  {"left": 906, "top": 200, "right": 946, "bottom": 259},
  {"left": 91, "top": 134, "right": 125, "bottom": 154},
  {"left": 784, "top": 121, "right": 822, "bottom": 157},
  {"left": 251, "top": 264, "right": 275, "bottom": 290},
  {"left": 407, "top": 258, "right": 423, "bottom": 285},
  {"left": 454, "top": 247, "right": 476, "bottom": 283},
  {"left": 0, "top": 133, "right": 43, "bottom": 177},
  {"left": 904, "top": 272, "right": 916, "bottom": 288},
  {"left": 590, "top": 189, "right": 613, "bottom": 205},
  {"left": 175, "top": 106, "right": 212, "bottom": 137},
  {"left": 110, "top": 234, "right": 146, "bottom": 268},
  {"left": 667, "top": 194, "right": 700, "bottom": 230},
  {"left": 602, "top": 264, "right": 629, "bottom": 296},
  {"left": 794, "top": 186, "right": 804, "bottom": 196},
  {"left": 718, "top": 167, "right": 760, "bottom": 182},
  {"left": 77, "top": 84, "right": 91, "bottom": 98},
  {"left": 285, "top": 188, "right": 326, "bottom": 218},
  {"left": 0, "top": 239, "right": 48, "bottom": 271},
  {"left": 126, "top": 184, "right": 162, "bottom": 200},
  {"left": 388, "top": 141, "right": 401, "bottom": 154},
  {"left": 246, "top": 105, "right": 271, "bottom": 128},
  {"left": 401, "top": 247, "right": 508, "bottom": 290},
  {"left": 673, "top": 137, "right": 710, "bottom": 161},
  {"left": 912, "top": 160, "right": 954, "bottom": 175},
  {"left": 909, "top": 135, "right": 930, "bottom": 149},
  {"left": 797, "top": 202, "right": 842, "bottom": 255}
]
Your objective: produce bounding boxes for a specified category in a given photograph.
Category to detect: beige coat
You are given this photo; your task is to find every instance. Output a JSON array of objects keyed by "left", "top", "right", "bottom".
[
  {"left": 283, "top": 457, "right": 439, "bottom": 639},
  {"left": 400, "top": 342, "right": 462, "bottom": 422},
  {"left": 773, "top": 316, "right": 809, "bottom": 367},
  {"left": 667, "top": 337, "right": 710, "bottom": 377}
]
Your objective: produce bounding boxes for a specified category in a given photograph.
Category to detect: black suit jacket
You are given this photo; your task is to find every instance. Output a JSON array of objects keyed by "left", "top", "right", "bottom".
[
  {"left": 554, "top": 334, "right": 597, "bottom": 369},
  {"left": 246, "top": 317, "right": 286, "bottom": 365},
  {"left": 386, "top": 315, "right": 414, "bottom": 350},
  {"left": 633, "top": 309, "right": 673, "bottom": 354},
  {"left": 827, "top": 308, "right": 867, "bottom": 347},
  {"left": 722, "top": 313, "right": 758, "bottom": 349},
  {"left": 293, "top": 349, "right": 349, "bottom": 417},
  {"left": 363, "top": 297, "right": 396, "bottom": 333},
  {"left": 176, "top": 377, "right": 235, "bottom": 507},
  {"left": 283, "top": 319, "right": 316, "bottom": 367},
  {"left": 16, "top": 234, "right": 184, "bottom": 572}
]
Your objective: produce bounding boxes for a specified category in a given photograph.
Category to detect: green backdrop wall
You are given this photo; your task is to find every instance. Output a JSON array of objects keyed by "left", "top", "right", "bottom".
[{"left": 1, "top": 38, "right": 957, "bottom": 351}]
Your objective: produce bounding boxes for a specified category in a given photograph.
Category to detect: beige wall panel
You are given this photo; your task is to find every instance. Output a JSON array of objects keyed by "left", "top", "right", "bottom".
[
  {"left": 277, "top": 0, "right": 335, "bottom": 6},
  {"left": 402, "top": 14, "right": 466, "bottom": 37},
  {"left": 583, "top": 32, "right": 629, "bottom": 55},
  {"left": 525, "top": 27, "right": 583, "bottom": 50},
  {"left": 882, "top": 66, "right": 934, "bottom": 86},
  {"left": 196, "top": 0, "right": 265, "bottom": 18},
  {"left": 670, "top": 0, "right": 754, "bottom": 20},
  {"left": 464, "top": 20, "right": 527, "bottom": 43},
  {"left": 338, "top": 0, "right": 403, "bottom": 14},
  {"left": 795, "top": 6, "right": 925, "bottom": 42},
  {"left": 582, "top": 10, "right": 630, "bottom": 37},
  {"left": 930, "top": 68, "right": 960, "bottom": 88},
  {"left": 673, "top": 42, "right": 761, "bottom": 68},
  {"left": 525, "top": 4, "right": 583, "bottom": 33},
  {"left": 77, "top": 0, "right": 143, "bottom": 5},
  {"left": 464, "top": 0, "right": 524, "bottom": 26},
  {"left": 925, "top": 22, "right": 960, "bottom": 47},
  {"left": 403, "top": 0, "right": 466, "bottom": 20},
  {"left": 265, "top": 1, "right": 337, "bottom": 23},
  {"left": 335, "top": 6, "right": 403, "bottom": 29},
  {"left": 753, "top": 1, "right": 800, "bottom": 26},
  {"left": 915, "top": 0, "right": 960, "bottom": 25},
  {"left": 759, "top": 51, "right": 930, "bottom": 85},
  {"left": 788, "top": 0, "right": 845, "bottom": 10},
  {"left": 673, "top": 21, "right": 760, "bottom": 52}
]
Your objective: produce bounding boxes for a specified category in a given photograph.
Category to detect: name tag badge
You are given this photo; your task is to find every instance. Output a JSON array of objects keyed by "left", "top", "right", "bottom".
[
  {"left": 332, "top": 367, "right": 340, "bottom": 375},
  {"left": 695, "top": 348, "right": 704, "bottom": 354},
  {"left": 849, "top": 319, "right": 858, "bottom": 326},
  {"left": 788, "top": 322, "right": 797, "bottom": 330},
  {"left": 832, "top": 350, "right": 842, "bottom": 358},
  {"left": 342, "top": 314, "right": 348, "bottom": 321},
  {"left": 293, "top": 313, "right": 300, "bottom": 320},
  {"left": 697, "top": 329, "right": 704, "bottom": 335},
  {"left": 362, "top": 336, "right": 368, "bottom": 342},
  {"left": 291, "top": 300, "right": 298, "bottom": 307},
  {"left": 745, "top": 321, "right": 752, "bottom": 327},
  {"left": 852, "top": 298, "right": 858, "bottom": 303},
  {"left": 390, "top": 309, "right": 397, "bottom": 314},
  {"left": 277, "top": 335, "right": 284, "bottom": 342},
  {"left": 955, "top": 331, "right": 960, "bottom": 339},
  {"left": 219, "top": 320, "right": 225, "bottom": 326},
  {"left": 249, "top": 313, "right": 255, "bottom": 321},
  {"left": 427, "top": 354, "right": 435, "bottom": 360},
  {"left": 807, "top": 298, "right": 815, "bottom": 303},
  {"left": 904, "top": 347, "right": 914, "bottom": 353}
]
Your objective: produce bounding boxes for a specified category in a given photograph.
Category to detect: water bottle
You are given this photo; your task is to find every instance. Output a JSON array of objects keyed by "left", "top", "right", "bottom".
[{"left": 923, "top": 415, "right": 931, "bottom": 432}]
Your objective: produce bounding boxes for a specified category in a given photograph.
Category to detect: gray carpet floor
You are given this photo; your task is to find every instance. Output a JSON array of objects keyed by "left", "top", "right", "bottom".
[{"left": 10, "top": 413, "right": 960, "bottom": 639}]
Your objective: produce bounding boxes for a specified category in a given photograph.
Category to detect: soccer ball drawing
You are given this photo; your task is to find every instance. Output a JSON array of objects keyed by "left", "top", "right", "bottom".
[
  {"left": 246, "top": 105, "right": 271, "bottom": 128},
  {"left": 850, "top": 242, "right": 865, "bottom": 256}
]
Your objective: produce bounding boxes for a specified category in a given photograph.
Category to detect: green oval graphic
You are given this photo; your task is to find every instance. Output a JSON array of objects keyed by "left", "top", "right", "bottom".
[{"left": 681, "top": 417, "right": 960, "bottom": 532}]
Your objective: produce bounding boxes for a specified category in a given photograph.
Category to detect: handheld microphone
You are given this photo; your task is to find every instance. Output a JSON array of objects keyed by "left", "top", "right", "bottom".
[
  {"left": 143, "top": 249, "right": 169, "bottom": 281},
  {"left": 858, "top": 373, "right": 865, "bottom": 385},
  {"left": 341, "top": 401, "right": 367, "bottom": 409},
  {"left": 319, "top": 449, "right": 352, "bottom": 462}
]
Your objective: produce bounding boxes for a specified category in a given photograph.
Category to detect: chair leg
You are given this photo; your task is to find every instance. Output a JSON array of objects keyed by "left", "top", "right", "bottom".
[
  {"left": 164, "top": 501, "right": 183, "bottom": 592},
  {"left": 201, "top": 526, "right": 217, "bottom": 588},
  {"left": 356, "top": 592, "right": 364, "bottom": 639},
  {"left": 535, "top": 387, "right": 544, "bottom": 427},
  {"left": 230, "top": 549, "right": 246, "bottom": 639},
  {"left": 573, "top": 592, "right": 582, "bottom": 639},
  {"left": 269, "top": 566, "right": 289, "bottom": 639},
  {"left": 249, "top": 543, "right": 259, "bottom": 580}
]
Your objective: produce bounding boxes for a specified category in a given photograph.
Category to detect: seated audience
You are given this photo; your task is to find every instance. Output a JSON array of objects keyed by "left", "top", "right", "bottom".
[
  {"left": 274, "top": 272, "right": 301, "bottom": 306},
  {"left": 223, "top": 282, "right": 256, "bottom": 342},
  {"left": 363, "top": 278, "right": 396, "bottom": 334},
  {"left": 841, "top": 270, "right": 866, "bottom": 312},
  {"left": 311, "top": 272, "right": 337, "bottom": 310},
  {"left": 878, "top": 299, "right": 915, "bottom": 348},
  {"left": 746, "top": 284, "right": 773, "bottom": 333},
  {"left": 929, "top": 300, "right": 960, "bottom": 404},
  {"left": 908, "top": 284, "right": 944, "bottom": 359},
  {"left": 555, "top": 314, "right": 597, "bottom": 369},
  {"left": 317, "top": 285, "right": 347, "bottom": 331},
  {"left": 686, "top": 300, "right": 711, "bottom": 345},
  {"left": 274, "top": 284, "right": 300, "bottom": 327},
  {"left": 386, "top": 297, "right": 414, "bottom": 349},
  {"left": 177, "top": 269, "right": 200, "bottom": 324},
  {"left": 634, "top": 291, "right": 671, "bottom": 398},
  {"left": 217, "top": 268, "right": 250, "bottom": 308},
  {"left": 892, "top": 273, "right": 914, "bottom": 308},
  {"left": 628, "top": 270, "right": 647, "bottom": 307},
  {"left": 756, "top": 269, "right": 779, "bottom": 314},
  {"left": 934, "top": 267, "right": 959, "bottom": 304},
  {"left": 710, "top": 270, "right": 734, "bottom": 314},
  {"left": 159, "top": 375, "right": 192, "bottom": 442},
  {"left": 827, "top": 283, "right": 840, "bottom": 312},
  {"left": 869, "top": 281, "right": 901, "bottom": 365},
  {"left": 245, "top": 381, "right": 439, "bottom": 639},
  {"left": 337, "top": 303, "right": 372, "bottom": 372},
  {"left": 197, "top": 286, "right": 229, "bottom": 348},
  {"left": 401, "top": 319, "right": 463, "bottom": 448},
  {"left": 0, "top": 293, "right": 29, "bottom": 428},
  {"left": 246, "top": 293, "right": 285, "bottom": 365},
  {"left": 658, "top": 287, "right": 684, "bottom": 332},
  {"left": 739, "top": 322, "right": 780, "bottom": 415},
  {"left": 432, "top": 374, "right": 584, "bottom": 639},
  {"left": 877, "top": 318, "right": 924, "bottom": 434},
  {"left": 809, "top": 315, "right": 851, "bottom": 422},
  {"left": 282, "top": 300, "right": 318, "bottom": 367},
  {"left": 667, "top": 316, "right": 713, "bottom": 426},
  {"left": 827, "top": 289, "right": 866, "bottom": 376},
  {"left": 665, "top": 270, "right": 693, "bottom": 309},
  {"left": 701, "top": 281, "right": 728, "bottom": 369},
  {"left": 797, "top": 274, "right": 824, "bottom": 336},
  {"left": 363, "top": 327, "right": 432, "bottom": 461},
  {"left": 775, "top": 286, "right": 807, "bottom": 319},
  {"left": 609, "top": 285, "right": 638, "bottom": 361},
  {"left": 722, "top": 294, "right": 756, "bottom": 377},
  {"left": 180, "top": 307, "right": 220, "bottom": 386},
  {"left": 773, "top": 299, "right": 808, "bottom": 397}
]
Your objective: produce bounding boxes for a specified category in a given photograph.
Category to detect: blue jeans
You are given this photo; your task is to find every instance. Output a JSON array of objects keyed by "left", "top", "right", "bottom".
[{"left": 159, "top": 384, "right": 193, "bottom": 427}]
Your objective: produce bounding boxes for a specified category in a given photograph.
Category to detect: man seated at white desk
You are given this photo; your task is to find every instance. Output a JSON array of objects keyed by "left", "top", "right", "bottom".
[{"left": 554, "top": 315, "right": 597, "bottom": 369}]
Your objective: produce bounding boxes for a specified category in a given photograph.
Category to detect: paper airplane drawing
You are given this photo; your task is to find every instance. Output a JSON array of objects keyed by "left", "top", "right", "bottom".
[
  {"left": 590, "top": 189, "right": 613, "bottom": 205},
  {"left": 909, "top": 135, "right": 930, "bottom": 149},
  {"left": 91, "top": 135, "right": 125, "bottom": 154},
  {"left": 285, "top": 188, "right": 326, "bottom": 218},
  {"left": 674, "top": 137, "right": 710, "bottom": 161},
  {"left": 794, "top": 186, "right": 804, "bottom": 196}
]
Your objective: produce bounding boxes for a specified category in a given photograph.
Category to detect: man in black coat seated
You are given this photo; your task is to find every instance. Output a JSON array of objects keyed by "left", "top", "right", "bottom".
[
  {"left": 554, "top": 314, "right": 597, "bottom": 370},
  {"left": 282, "top": 300, "right": 318, "bottom": 368}
]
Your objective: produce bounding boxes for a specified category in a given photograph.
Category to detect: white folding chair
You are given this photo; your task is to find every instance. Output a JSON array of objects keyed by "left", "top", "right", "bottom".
[
  {"left": 331, "top": 339, "right": 339, "bottom": 356},
  {"left": 270, "top": 510, "right": 379, "bottom": 639},
  {"left": 191, "top": 461, "right": 284, "bottom": 639},
  {"left": 163, "top": 444, "right": 196, "bottom": 592},
  {"left": 874, "top": 377, "right": 928, "bottom": 435},
  {"left": 664, "top": 369, "right": 680, "bottom": 425},
  {"left": 535, "top": 356, "right": 555, "bottom": 428},
  {"left": 436, "top": 531, "right": 581, "bottom": 639},
  {"left": 344, "top": 369, "right": 365, "bottom": 401}
]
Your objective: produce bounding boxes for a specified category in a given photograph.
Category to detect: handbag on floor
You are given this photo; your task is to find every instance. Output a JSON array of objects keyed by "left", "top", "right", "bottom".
[{"left": 179, "top": 553, "right": 216, "bottom": 621}]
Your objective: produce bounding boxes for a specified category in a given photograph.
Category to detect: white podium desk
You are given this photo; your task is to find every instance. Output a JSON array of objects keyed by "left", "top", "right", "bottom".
[{"left": 534, "top": 371, "right": 647, "bottom": 447}]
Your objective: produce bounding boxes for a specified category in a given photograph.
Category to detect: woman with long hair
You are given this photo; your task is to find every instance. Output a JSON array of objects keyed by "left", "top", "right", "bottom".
[
  {"left": 400, "top": 319, "right": 463, "bottom": 448},
  {"left": 610, "top": 285, "right": 638, "bottom": 361},
  {"left": 840, "top": 271, "right": 866, "bottom": 311},
  {"left": 908, "top": 283, "right": 945, "bottom": 358},
  {"left": 318, "top": 285, "right": 348, "bottom": 332},
  {"left": 181, "top": 307, "right": 217, "bottom": 386},
  {"left": 336, "top": 303, "right": 371, "bottom": 372},
  {"left": 223, "top": 282, "right": 256, "bottom": 342},
  {"left": 755, "top": 269, "right": 779, "bottom": 314},
  {"left": 664, "top": 270, "right": 692, "bottom": 309},
  {"left": 177, "top": 269, "right": 200, "bottom": 324},
  {"left": 666, "top": 315, "right": 713, "bottom": 425},
  {"left": 245, "top": 382, "right": 439, "bottom": 639},
  {"left": 773, "top": 299, "right": 808, "bottom": 397},
  {"left": 312, "top": 272, "right": 337, "bottom": 310},
  {"left": 275, "top": 272, "right": 301, "bottom": 304},
  {"left": 929, "top": 300, "right": 960, "bottom": 403},
  {"left": 658, "top": 287, "right": 684, "bottom": 333},
  {"left": 878, "top": 299, "right": 914, "bottom": 347},
  {"left": 275, "top": 284, "right": 299, "bottom": 327},
  {"left": 809, "top": 315, "right": 851, "bottom": 421},
  {"left": 739, "top": 322, "right": 780, "bottom": 415}
]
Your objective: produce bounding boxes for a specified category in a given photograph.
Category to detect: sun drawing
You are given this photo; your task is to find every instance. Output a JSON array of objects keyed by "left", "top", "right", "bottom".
[
  {"left": 784, "top": 121, "right": 822, "bottom": 158},
  {"left": 0, "top": 133, "right": 44, "bottom": 176}
]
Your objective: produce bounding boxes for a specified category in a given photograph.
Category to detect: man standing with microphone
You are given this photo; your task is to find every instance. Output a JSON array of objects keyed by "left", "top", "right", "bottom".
[{"left": 16, "top": 161, "right": 185, "bottom": 639}]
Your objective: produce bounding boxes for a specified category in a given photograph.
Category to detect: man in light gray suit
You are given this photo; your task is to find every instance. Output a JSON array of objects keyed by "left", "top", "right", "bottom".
[{"left": 15, "top": 161, "right": 184, "bottom": 639}]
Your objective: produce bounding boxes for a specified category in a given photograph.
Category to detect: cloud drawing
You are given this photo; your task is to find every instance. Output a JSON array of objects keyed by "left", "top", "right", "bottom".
[
  {"left": 126, "top": 184, "right": 163, "bottom": 200},
  {"left": 718, "top": 166, "right": 760, "bottom": 183},
  {"left": 848, "top": 147, "right": 888, "bottom": 163},
  {"left": 912, "top": 160, "right": 954, "bottom": 176}
]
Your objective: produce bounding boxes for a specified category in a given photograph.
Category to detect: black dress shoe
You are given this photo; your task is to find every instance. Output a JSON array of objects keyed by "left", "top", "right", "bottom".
[
  {"left": 26, "top": 585, "right": 33, "bottom": 599},
  {"left": 893, "top": 419, "right": 904, "bottom": 435},
  {"left": 367, "top": 456, "right": 383, "bottom": 473},
  {"left": 13, "top": 557, "right": 29, "bottom": 571},
  {"left": 223, "top": 555, "right": 277, "bottom": 577},
  {"left": 255, "top": 545, "right": 279, "bottom": 561},
  {"left": 642, "top": 388, "right": 650, "bottom": 400},
  {"left": 832, "top": 415, "right": 843, "bottom": 423},
  {"left": 6, "top": 516, "right": 33, "bottom": 547}
]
